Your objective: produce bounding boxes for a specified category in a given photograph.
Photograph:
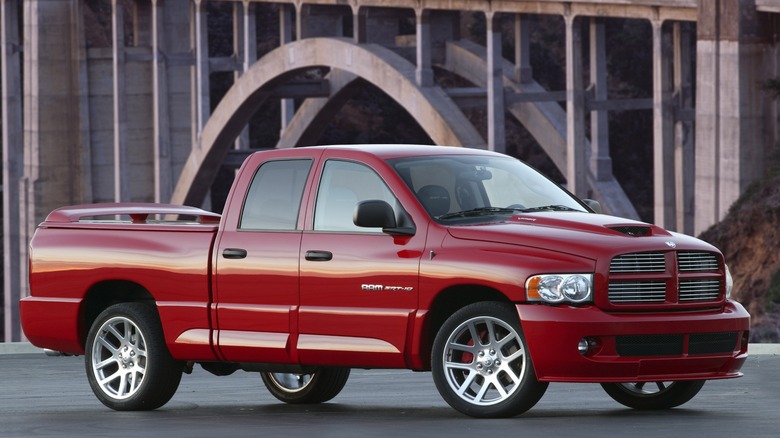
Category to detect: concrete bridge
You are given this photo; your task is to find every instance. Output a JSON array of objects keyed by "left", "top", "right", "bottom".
[{"left": 2, "top": 0, "right": 779, "bottom": 341}]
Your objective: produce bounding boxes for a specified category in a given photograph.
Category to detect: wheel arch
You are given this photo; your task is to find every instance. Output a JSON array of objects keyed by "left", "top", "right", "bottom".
[
  {"left": 418, "top": 285, "right": 513, "bottom": 369},
  {"left": 80, "top": 280, "right": 156, "bottom": 348}
]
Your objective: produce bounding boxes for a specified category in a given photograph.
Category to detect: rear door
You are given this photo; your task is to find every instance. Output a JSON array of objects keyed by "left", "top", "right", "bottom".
[
  {"left": 298, "top": 155, "right": 426, "bottom": 368},
  {"left": 214, "top": 155, "right": 314, "bottom": 363}
]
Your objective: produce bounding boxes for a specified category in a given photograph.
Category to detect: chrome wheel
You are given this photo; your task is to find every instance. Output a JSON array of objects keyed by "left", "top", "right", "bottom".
[
  {"left": 441, "top": 316, "right": 526, "bottom": 406},
  {"left": 265, "top": 373, "right": 314, "bottom": 394},
  {"left": 90, "top": 316, "right": 148, "bottom": 400},
  {"left": 85, "top": 303, "right": 183, "bottom": 410},
  {"left": 619, "top": 381, "right": 674, "bottom": 395},
  {"left": 261, "top": 368, "right": 350, "bottom": 404},
  {"left": 432, "top": 302, "right": 547, "bottom": 418}
]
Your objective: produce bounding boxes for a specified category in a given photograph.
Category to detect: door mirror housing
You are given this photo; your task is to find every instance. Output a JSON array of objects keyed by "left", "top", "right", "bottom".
[
  {"left": 583, "top": 199, "right": 602, "bottom": 214},
  {"left": 354, "top": 200, "right": 415, "bottom": 236}
]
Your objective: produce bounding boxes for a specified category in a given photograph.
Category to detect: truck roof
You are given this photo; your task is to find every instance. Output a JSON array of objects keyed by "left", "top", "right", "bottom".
[{"left": 252, "top": 144, "right": 503, "bottom": 160}]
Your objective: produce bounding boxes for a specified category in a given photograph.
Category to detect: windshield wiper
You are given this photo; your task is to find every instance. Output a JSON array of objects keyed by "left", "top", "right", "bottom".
[
  {"left": 438, "top": 207, "right": 518, "bottom": 220},
  {"left": 518, "top": 204, "right": 581, "bottom": 213}
]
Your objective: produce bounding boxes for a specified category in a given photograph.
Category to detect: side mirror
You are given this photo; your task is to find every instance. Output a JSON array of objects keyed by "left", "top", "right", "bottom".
[
  {"left": 354, "top": 200, "right": 415, "bottom": 236},
  {"left": 583, "top": 199, "right": 602, "bottom": 214}
]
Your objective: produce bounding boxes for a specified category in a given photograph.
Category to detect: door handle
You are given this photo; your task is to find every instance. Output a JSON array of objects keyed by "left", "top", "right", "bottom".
[
  {"left": 222, "top": 248, "right": 248, "bottom": 259},
  {"left": 305, "top": 250, "right": 333, "bottom": 261}
]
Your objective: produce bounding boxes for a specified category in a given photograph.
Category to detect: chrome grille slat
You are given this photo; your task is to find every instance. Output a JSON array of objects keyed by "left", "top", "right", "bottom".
[
  {"left": 609, "top": 253, "right": 665, "bottom": 273},
  {"left": 679, "top": 279, "right": 720, "bottom": 301},
  {"left": 608, "top": 281, "right": 666, "bottom": 303},
  {"left": 678, "top": 252, "right": 718, "bottom": 272}
]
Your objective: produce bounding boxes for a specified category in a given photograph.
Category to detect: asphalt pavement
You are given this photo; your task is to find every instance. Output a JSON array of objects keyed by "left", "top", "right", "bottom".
[{"left": 0, "top": 343, "right": 778, "bottom": 438}]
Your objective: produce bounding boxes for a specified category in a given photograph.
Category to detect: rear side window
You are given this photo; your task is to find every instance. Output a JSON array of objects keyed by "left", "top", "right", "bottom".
[{"left": 239, "top": 159, "right": 312, "bottom": 230}]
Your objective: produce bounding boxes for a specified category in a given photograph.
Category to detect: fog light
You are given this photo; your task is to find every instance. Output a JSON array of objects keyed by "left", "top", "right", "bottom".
[
  {"left": 578, "top": 338, "right": 590, "bottom": 355},
  {"left": 578, "top": 337, "right": 599, "bottom": 356}
]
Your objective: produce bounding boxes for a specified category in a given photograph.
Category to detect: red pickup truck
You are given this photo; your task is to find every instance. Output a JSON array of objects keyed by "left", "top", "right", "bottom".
[{"left": 21, "top": 145, "right": 749, "bottom": 417}]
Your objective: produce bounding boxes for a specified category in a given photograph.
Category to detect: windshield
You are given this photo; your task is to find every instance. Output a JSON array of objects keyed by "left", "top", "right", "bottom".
[{"left": 389, "top": 155, "right": 587, "bottom": 222}]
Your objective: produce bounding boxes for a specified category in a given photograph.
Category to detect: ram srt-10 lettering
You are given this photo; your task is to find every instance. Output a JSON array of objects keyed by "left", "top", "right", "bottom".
[{"left": 21, "top": 145, "right": 749, "bottom": 417}]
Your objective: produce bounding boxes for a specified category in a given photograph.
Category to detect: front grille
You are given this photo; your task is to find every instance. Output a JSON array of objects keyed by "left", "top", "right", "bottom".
[
  {"left": 689, "top": 332, "right": 738, "bottom": 355},
  {"left": 616, "top": 334, "right": 683, "bottom": 356},
  {"left": 609, "top": 253, "right": 665, "bottom": 273},
  {"left": 608, "top": 251, "right": 722, "bottom": 305},
  {"left": 616, "top": 332, "right": 738, "bottom": 357},
  {"left": 609, "top": 281, "right": 666, "bottom": 303}
]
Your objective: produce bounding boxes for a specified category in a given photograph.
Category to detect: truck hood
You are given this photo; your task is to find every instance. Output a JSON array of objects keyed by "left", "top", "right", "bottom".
[{"left": 445, "top": 212, "right": 715, "bottom": 261}]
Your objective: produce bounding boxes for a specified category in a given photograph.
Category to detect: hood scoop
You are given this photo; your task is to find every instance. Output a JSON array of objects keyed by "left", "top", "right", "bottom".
[{"left": 609, "top": 226, "right": 652, "bottom": 237}]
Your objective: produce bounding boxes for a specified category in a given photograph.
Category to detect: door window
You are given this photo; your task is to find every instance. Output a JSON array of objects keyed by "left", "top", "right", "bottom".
[
  {"left": 313, "top": 160, "right": 398, "bottom": 232},
  {"left": 239, "top": 159, "right": 312, "bottom": 230}
]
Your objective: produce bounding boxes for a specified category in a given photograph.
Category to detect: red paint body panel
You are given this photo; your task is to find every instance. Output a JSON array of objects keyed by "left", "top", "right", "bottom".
[
  {"left": 517, "top": 302, "right": 750, "bottom": 382},
  {"left": 21, "top": 145, "right": 750, "bottom": 384}
]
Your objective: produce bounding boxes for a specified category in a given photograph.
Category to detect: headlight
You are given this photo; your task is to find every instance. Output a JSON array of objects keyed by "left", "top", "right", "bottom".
[
  {"left": 725, "top": 264, "right": 733, "bottom": 300},
  {"left": 526, "top": 274, "right": 593, "bottom": 304}
]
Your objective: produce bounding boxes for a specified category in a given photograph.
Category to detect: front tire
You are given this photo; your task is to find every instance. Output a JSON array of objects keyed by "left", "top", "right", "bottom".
[
  {"left": 601, "top": 380, "right": 706, "bottom": 410},
  {"left": 85, "top": 302, "right": 183, "bottom": 410},
  {"left": 261, "top": 368, "right": 350, "bottom": 404},
  {"left": 432, "top": 302, "right": 548, "bottom": 418}
]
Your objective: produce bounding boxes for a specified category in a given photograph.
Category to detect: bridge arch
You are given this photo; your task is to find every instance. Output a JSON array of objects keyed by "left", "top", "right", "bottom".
[
  {"left": 273, "top": 39, "right": 639, "bottom": 218},
  {"left": 171, "top": 37, "right": 484, "bottom": 207}
]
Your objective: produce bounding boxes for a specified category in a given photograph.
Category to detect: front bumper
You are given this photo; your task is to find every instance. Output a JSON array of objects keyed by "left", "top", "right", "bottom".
[{"left": 517, "top": 301, "right": 750, "bottom": 383}]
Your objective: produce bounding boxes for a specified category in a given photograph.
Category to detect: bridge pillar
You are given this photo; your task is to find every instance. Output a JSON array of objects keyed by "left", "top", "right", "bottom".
[
  {"left": 589, "top": 18, "right": 612, "bottom": 183},
  {"left": 151, "top": 0, "right": 173, "bottom": 203},
  {"left": 486, "top": 12, "right": 506, "bottom": 153},
  {"left": 192, "top": 0, "right": 210, "bottom": 144},
  {"left": 415, "top": 10, "right": 433, "bottom": 87},
  {"left": 514, "top": 15, "right": 532, "bottom": 84},
  {"left": 280, "top": 4, "right": 294, "bottom": 131},
  {"left": 14, "top": 0, "right": 92, "bottom": 340},
  {"left": 2, "top": 0, "right": 22, "bottom": 342},
  {"left": 653, "top": 19, "right": 676, "bottom": 230},
  {"left": 694, "top": 0, "right": 769, "bottom": 234},
  {"left": 111, "top": 0, "right": 129, "bottom": 202},
  {"left": 232, "top": 1, "right": 255, "bottom": 151},
  {"left": 565, "top": 12, "right": 587, "bottom": 198},
  {"left": 673, "top": 22, "right": 696, "bottom": 234}
]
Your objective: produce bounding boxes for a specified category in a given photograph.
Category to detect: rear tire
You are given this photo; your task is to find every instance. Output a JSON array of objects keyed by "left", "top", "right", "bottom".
[
  {"left": 261, "top": 368, "right": 350, "bottom": 404},
  {"left": 431, "top": 302, "right": 548, "bottom": 418},
  {"left": 601, "top": 380, "right": 706, "bottom": 410},
  {"left": 85, "top": 302, "right": 183, "bottom": 410}
]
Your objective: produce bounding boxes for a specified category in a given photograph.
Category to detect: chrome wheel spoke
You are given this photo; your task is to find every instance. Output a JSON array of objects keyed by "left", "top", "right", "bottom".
[{"left": 455, "top": 370, "right": 479, "bottom": 396}]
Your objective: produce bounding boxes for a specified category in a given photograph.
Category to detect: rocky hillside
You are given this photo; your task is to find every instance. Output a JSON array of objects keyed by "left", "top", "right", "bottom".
[{"left": 699, "top": 174, "right": 780, "bottom": 342}]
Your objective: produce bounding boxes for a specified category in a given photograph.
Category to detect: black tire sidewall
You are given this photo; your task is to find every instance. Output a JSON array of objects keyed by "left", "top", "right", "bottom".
[
  {"left": 600, "top": 380, "right": 706, "bottom": 410},
  {"left": 85, "top": 302, "right": 182, "bottom": 411},
  {"left": 431, "top": 301, "right": 548, "bottom": 418}
]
